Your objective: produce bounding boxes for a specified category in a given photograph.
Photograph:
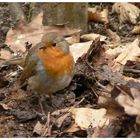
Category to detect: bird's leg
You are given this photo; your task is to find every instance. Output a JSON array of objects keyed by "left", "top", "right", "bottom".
[
  {"left": 46, "top": 93, "right": 58, "bottom": 108},
  {"left": 47, "top": 93, "right": 53, "bottom": 105},
  {"left": 38, "top": 93, "right": 57, "bottom": 115},
  {"left": 38, "top": 95, "right": 46, "bottom": 116}
]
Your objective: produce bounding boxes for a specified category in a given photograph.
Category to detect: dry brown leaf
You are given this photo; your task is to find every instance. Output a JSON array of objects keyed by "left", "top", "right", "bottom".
[
  {"left": 63, "top": 123, "right": 80, "bottom": 133},
  {"left": 132, "top": 26, "right": 140, "bottom": 34},
  {"left": 111, "top": 38, "right": 140, "bottom": 71},
  {"left": 88, "top": 7, "right": 109, "bottom": 24},
  {"left": 115, "top": 88, "right": 140, "bottom": 124},
  {"left": 66, "top": 32, "right": 80, "bottom": 45},
  {"left": 0, "top": 103, "right": 11, "bottom": 110},
  {"left": 112, "top": 3, "right": 140, "bottom": 24},
  {"left": 90, "top": 119, "right": 122, "bottom": 138},
  {"left": 69, "top": 108, "right": 109, "bottom": 130},
  {"left": 81, "top": 33, "right": 106, "bottom": 42},
  {"left": 88, "top": 7, "right": 101, "bottom": 22},
  {"left": 106, "top": 29, "right": 121, "bottom": 43},
  {"left": 0, "top": 48, "right": 13, "bottom": 61},
  {"left": 70, "top": 41, "right": 92, "bottom": 62},
  {"left": 101, "top": 8, "right": 109, "bottom": 24},
  {"left": 106, "top": 44, "right": 126, "bottom": 58},
  {"left": 5, "top": 12, "right": 81, "bottom": 53},
  {"left": 33, "top": 121, "right": 45, "bottom": 135},
  {"left": 55, "top": 113, "right": 70, "bottom": 128}
]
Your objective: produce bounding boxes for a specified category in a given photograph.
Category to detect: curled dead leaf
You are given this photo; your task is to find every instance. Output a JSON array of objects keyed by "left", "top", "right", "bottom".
[
  {"left": 111, "top": 38, "right": 140, "bottom": 71},
  {"left": 106, "top": 44, "right": 126, "bottom": 58},
  {"left": 69, "top": 107, "right": 109, "bottom": 130},
  {"left": 132, "top": 26, "right": 140, "bottom": 34},
  {"left": 115, "top": 87, "right": 140, "bottom": 124},
  {"left": 112, "top": 3, "right": 140, "bottom": 24},
  {"left": 33, "top": 121, "right": 45, "bottom": 135},
  {"left": 55, "top": 113, "right": 70, "bottom": 128},
  {"left": 88, "top": 7, "right": 109, "bottom": 24},
  {"left": 5, "top": 12, "right": 81, "bottom": 53},
  {"left": 81, "top": 33, "right": 106, "bottom": 42},
  {"left": 70, "top": 41, "right": 92, "bottom": 62},
  {"left": 106, "top": 29, "right": 121, "bottom": 43},
  {"left": 63, "top": 123, "right": 80, "bottom": 133},
  {"left": 66, "top": 32, "right": 80, "bottom": 45},
  {"left": 0, "top": 103, "right": 11, "bottom": 110},
  {"left": 0, "top": 48, "right": 13, "bottom": 61}
]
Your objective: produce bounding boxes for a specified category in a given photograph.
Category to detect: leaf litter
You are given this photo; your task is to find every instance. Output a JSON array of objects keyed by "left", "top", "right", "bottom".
[{"left": 1, "top": 2, "right": 140, "bottom": 138}]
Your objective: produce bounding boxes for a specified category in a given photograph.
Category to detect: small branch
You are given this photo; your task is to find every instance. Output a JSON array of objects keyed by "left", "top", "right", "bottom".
[{"left": 123, "top": 68, "right": 140, "bottom": 74}]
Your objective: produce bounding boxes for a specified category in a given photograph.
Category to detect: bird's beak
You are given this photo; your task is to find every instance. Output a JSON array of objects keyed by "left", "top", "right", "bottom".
[{"left": 39, "top": 46, "right": 46, "bottom": 50}]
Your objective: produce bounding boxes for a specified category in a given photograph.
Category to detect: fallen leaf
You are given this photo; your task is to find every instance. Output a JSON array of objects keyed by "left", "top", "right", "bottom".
[
  {"left": 88, "top": 7, "right": 101, "bottom": 22},
  {"left": 69, "top": 108, "right": 109, "bottom": 130},
  {"left": 55, "top": 113, "right": 70, "bottom": 128},
  {"left": 63, "top": 123, "right": 80, "bottom": 133},
  {"left": 106, "top": 29, "right": 121, "bottom": 43},
  {"left": 33, "top": 121, "right": 45, "bottom": 135},
  {"left": 0, "top": 48, "right": 13, "bottom": 60},
  {"left": 5, "top": 12, "right": 81, "bottom": 53},
  {"left": 112, "top": 38, "right": 140, "bottom": 71},
  {"left": 101, "top": 8, "right": 109, "bottom": 24},
  {"left": 81, "top": 33, "right": 106, "bottom": 42},
  {"left": 115, "top": 87, "right": 140, "bottom": 124},
  {"left": 132, "top": 26, "right": 140, "bottom": 34},
  {"left": 66, "top": 32, "right": 80, "bottom": 45},
  {"left": 112, "top": 3, "right": 140, "bottom": 24},
  {"left": 70, "top": 41, "right": 92, "bottom": 62},
  {"left": 90, "top": 119, "right": 121, "bottom": 138},
  {"left": 88, "top": 7, "right": 109, "bottom": 24},
  {"left": 0, "top": 103, "right": 11, "bottom": 110},
  {"left": 115, "top": 88, "right": 140, "bottom": 116},
  {"left": 106, "top": 44, "right": 126, "bottom": 59}
]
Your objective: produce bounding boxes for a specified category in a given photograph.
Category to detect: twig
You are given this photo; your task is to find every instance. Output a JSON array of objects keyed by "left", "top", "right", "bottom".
[
  {"left": 90, "top": 86, "right": 99, "bottom": 97},
  {"left": 42, "top": 112, "right": 51, "bottom": 137},
  {"left": 123, "top": 68, "right": 140, "bottom": 74},
  {"left": 96, "top": 81, "right": 111, "bottom": 93}
]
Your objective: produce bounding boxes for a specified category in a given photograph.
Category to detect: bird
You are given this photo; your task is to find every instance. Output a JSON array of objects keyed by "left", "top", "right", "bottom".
[{"left": 19, "top": 33, "right": 74, "bottom": 109}]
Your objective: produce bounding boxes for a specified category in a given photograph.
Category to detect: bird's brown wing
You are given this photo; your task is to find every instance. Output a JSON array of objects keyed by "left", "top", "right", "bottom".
[{"left": 20, "top": 43, "right": 41, "bottom": 84}]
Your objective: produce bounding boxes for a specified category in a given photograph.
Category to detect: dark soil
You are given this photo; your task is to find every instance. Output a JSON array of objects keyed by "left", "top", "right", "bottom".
[{"left": 0, "top": 3, "right": 140, "bottom": 138}]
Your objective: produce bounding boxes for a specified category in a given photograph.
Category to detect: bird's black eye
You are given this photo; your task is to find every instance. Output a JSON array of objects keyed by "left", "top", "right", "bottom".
[
  {"left": 52, "top": 43, "right": 56, "bottom": 47},
  {"left": 39, "top": 46, "right": 46, "bottom": 50}
]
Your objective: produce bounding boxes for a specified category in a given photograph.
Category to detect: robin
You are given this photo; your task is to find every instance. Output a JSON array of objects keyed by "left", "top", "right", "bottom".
[{"left": 20, "top": 33, "right": 74, "bottom": 107}]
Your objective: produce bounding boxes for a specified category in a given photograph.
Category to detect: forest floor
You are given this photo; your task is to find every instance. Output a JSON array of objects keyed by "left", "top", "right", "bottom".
[{"left": 0, "top": 3, "right": 140, "bottom": 138}]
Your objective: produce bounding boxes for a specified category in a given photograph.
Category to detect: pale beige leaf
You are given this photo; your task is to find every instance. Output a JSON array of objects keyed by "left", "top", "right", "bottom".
[
  {"left": 55, "top": 113, "right": 70, "bottom": 128},
  {"left": 0, "top": 103, "right": 11, "bottom": 110},
  {"left": 101, "top": 8, "right": 109, "bottom": 24},
  {"left": 5, "top": 12, "right": 81, "bottom": 53},
  {"left": 81, "top": 33, "right": 106, "bottom": 42},
  {"left": 106, "top": 29, "right": 121, "bottom": 43},
  {"left": 105, "top": 44, "right": 126, "bottom": 58},
  {"left": 112, "top": 38, "right": 140, "bottom": 71},
  {"left": 115, "top": 88, "right": 140, "bottom": 124},
  {"left": 69, "top": 108, "right": 109, "bottom": 130},
  {"left": 33, "top": 121, "right": 45, "bottom": 135},
  {"left": 70, "top": 41, "right": 92, "bottom": 62},
  {"left": 88, "top": 7, "right": 109, "bottom": 24},
  {"left": 64, "top": 123, "right": 80, "bottom": 133},
  {"left": 0, "top": 48, "right": 13, "bottom": 60},
  {"left": 112, "top": 3, "right": 140, "bottom": 24},
  {"left": 88, "top": 7, "right": 101, "bottom": 22},
  {"left": 132, "top": 26, "right": 140, "bottom": 34},
  {"left": 66, "top": 32, "right": 80, "bottom": 45}
]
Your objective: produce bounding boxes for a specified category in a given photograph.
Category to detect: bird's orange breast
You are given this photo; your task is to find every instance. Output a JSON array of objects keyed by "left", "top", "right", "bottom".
[{"left": 38, "top": 47, "right": 74, "bottom": 79}]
